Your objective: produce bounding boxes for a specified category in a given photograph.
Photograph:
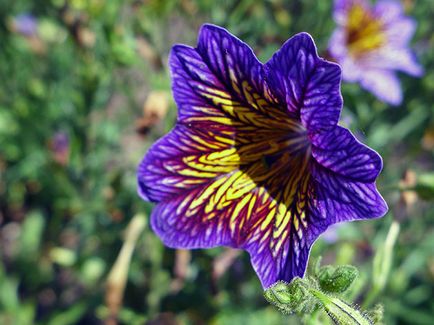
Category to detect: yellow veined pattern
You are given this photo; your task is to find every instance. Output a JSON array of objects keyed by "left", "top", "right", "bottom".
[
  {"left": 160, "top": 61, "right": 313, "bottom": 258},
  {"left": 173, "top": 144, "right": 311, "bottom": 257}
]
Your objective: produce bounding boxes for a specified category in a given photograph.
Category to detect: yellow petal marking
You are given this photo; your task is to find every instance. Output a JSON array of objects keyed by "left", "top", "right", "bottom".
[
  {"left": 230, "top": 193, "right": 253, "bottom": 233},
  {"left": 346, "top": 4, "right": 385, "bottom": 56}
]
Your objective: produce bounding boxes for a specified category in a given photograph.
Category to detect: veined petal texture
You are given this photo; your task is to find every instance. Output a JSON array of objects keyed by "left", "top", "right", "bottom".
[{"left": 138, "top": 24, "right": 387, "bottom": 288}]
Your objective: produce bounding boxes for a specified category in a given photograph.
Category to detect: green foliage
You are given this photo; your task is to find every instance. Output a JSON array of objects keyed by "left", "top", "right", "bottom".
[
  {"left": 265, "top": 265, "right": 372, "bottom": 325},
  {"left": 1, "top": 0, "right": 433, "bottom": 324}
]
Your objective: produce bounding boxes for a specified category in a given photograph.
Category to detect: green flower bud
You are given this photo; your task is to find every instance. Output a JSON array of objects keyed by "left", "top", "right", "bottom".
[
  {"left": 318, "top": 265, "right": 358, "bottom": 293},
  {"left": 265, "top": 278, "right": 321, "bottom": 314},
  {"left": 264, "top": 281, "right": 292, "bottom": 305},
  {"left": 264, "top": 281, "right": 296, "bottom": 314}
]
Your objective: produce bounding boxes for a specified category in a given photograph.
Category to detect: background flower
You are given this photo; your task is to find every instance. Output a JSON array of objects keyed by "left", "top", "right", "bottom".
[
  {"left": 49, "top": 132, "right": 70, "bottom": 166},
  {"left": 329, "top": 0, "right": 423, "bottom": 105},
  {"left": 12, "top": 13, "right": 37, "bottom": 37}
]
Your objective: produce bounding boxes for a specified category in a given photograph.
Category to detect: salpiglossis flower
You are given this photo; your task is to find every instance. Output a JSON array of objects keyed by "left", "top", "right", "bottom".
[
  {"left": 329, "top": 0, "right": 423, "bottom": 105},
  {"left": 137, "top": 24, "right": 388, "bottom": 288}
]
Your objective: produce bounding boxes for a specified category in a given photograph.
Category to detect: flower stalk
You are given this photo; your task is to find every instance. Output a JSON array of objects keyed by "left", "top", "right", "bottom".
[
  {"left": 363, "top": 221, "right": 400, "bottom": 308},
  {"left": 105, "top": 214, "right": 147, "bottom": 325},
  {"left": 265, "top": 263, "right": 375, "bottom": 324},
  {"left": 310, "top": 289, "right": 371, "bottom": 325}
]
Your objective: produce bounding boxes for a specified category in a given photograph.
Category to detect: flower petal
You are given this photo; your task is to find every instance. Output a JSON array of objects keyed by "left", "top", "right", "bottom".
[
  {"left": 138, "top": 124, "right": 237, "bottom": 202},
  {"left": 384, "top": 17, "right": 417, "bottom": 46},
  {"left": 196, "top": 24, "right": 268, "bottom": 102},
  {"left": 169, "top": 44, "right": 229, "bottom": 126},
  {"left": 310, "top": 163, "right": 388, "bottom": 224},
  {"left": 169, "top": 25, "right": 292, "bottom": 130},
  {"left": 373, "top": 0, "right": 403, "bottom": 23},
  {"left": 245, "top": 220, "right": 312, "bottom": 288},
  {"left": 310, "top": 126, "right": 383, "bottom": 183},
  {"left": 359, "top": 69, "right": 402, "bottom": 105},
  {"left": 359, "top": 16, "right": 423, "bottom": 76},
  {"left": 329, "top": 30, "right": 364, "bottom": 82},
  {"left": 365, "top": 47, "right": 423, "bottom": 77},
  {"left": 265, "top": 33, "right": 343, "bottom": 132}
]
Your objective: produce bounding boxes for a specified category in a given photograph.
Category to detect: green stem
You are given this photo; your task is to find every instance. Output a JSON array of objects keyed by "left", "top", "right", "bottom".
[
  {"left": 363, "top": 221, "right": 400, "bottom": 309},
  {"left": 310, "top": 289, "right": 372, "bottom": 325},
  {"left": 362, "top": 287, "right": 380, "bottom": 310}
]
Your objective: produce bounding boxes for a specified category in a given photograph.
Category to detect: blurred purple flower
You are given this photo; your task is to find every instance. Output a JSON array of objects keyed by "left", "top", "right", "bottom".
[
  {"left": 50, "top": 132, "right": 69, "bottom": 166},
  {"left": 329, "top": 0, "right": 423, "bottom": 105},
  {"left": 13, "top": 13, "right": 38, "bottom": 37}
]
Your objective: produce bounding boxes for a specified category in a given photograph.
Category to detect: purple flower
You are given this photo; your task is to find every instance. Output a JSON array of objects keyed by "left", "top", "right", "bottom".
[
  {"left": 13, "top": 13, "right": 37, "bottom": 37},
  {"left": 137, "top": 24, "right": 387, "bottom": 288},
  {"left": 50, "top": 132, "right": 69, "bottom": 166},
  {"left": 329, "top": 0, "right": 423, "bottom": 105}
]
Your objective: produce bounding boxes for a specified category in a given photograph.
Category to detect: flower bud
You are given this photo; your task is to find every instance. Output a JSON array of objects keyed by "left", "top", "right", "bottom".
[{"left": 318, "top": 265, "right": 358, "bottom": 293}]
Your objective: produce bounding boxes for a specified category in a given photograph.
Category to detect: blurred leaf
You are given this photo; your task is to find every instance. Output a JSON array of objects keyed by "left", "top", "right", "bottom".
[
  {"left": 81, "top": 257, "right": 106, "bottom": 285},
  {"left": 47, "top": 302, "right": 87, "bottom": 325},
  {"left": 414, "top": 173, "right": 434, "bottom": 200},
  {"left": 49, "top": 247, "right": 77, "bottom": 266},
  {"left": 19, "top": 210, "right": 45, "bottom": 258},
  {"left": 0, "top": 276, "right": 19, "bottom": 310}
]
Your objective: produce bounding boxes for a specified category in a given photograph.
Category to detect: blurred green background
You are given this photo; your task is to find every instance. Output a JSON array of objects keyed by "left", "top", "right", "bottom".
[{"left": 0, "top": 0, "right": 433, "bottom": 324}]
